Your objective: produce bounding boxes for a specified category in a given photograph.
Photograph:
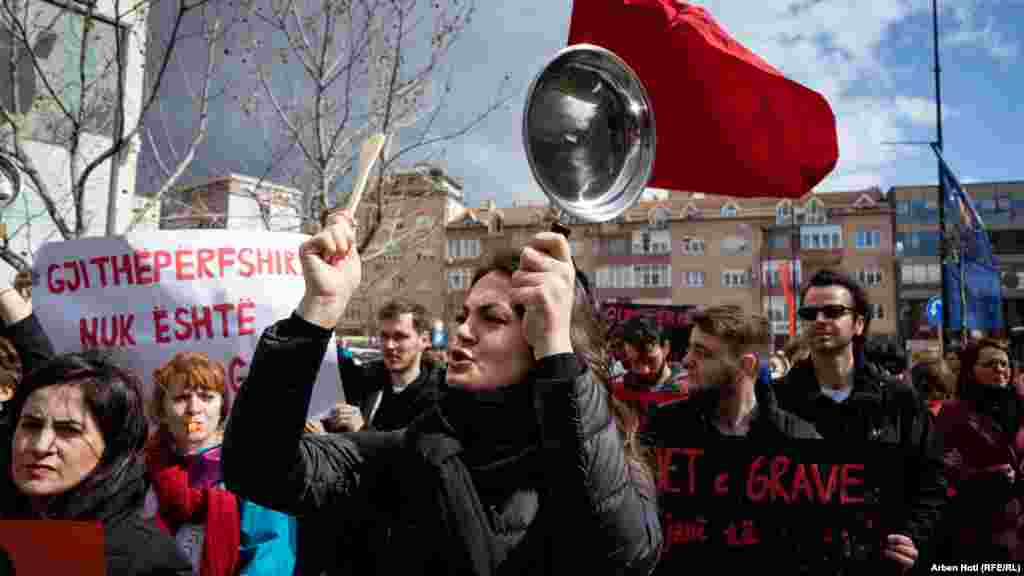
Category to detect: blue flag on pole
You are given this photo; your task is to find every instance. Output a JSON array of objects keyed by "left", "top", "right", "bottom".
[{"left": 933, "top": 144, "right": 1002, "bottom": 331}]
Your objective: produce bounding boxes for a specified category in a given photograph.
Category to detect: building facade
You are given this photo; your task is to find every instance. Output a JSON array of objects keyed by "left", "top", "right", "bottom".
[
  {"left": 0, "top": 0, "right": 149, "bottom": 283},
  {"left": 444, "top": 189, "right": 898, "bottom": 350},
  {"left": 891, "top": 180, "right": 1024, "bottom": 342}
]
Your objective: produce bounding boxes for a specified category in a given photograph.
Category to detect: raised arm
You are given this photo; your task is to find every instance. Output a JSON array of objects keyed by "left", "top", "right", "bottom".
[
  {"left": 0, "top": 288, "right": 55, "bottom": 374},
  {"left": 510, "top": 233, "right": 661, "bottom": 574},
  {"left": 222, "top": 213, "right": 396, "bottom": 516}
]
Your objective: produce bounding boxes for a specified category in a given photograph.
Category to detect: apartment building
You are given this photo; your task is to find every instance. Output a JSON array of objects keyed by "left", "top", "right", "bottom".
[
  {"left": 891, "top": 180, "right": 1024, "bottom": 341},
  {"left": 444, "top": 189, "right": 898, "bottom": 350}
]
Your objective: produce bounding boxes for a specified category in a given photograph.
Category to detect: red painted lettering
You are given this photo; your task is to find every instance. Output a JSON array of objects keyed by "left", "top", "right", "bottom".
[
  {"left": 769, "top": 456, "right": 791, "bottom": 503},
  {"left": 747, "top": 456, "right": 768, "bottom": 502},
  {"left": 714, "top": 472, "right": 730, "bottom": 496},
  {"left": 89, "top": 256, "right": 111, "bottom": 287},
  {"left": 216, "top": 247, "right": 235, "bottom": 278},
  {"left": 152, "top": 308, "right": 171, "bottom": 344},
  {"left": 811, "top": 463, "right": 840, "bottom": 503},
  {"left": 47, "top": 264, "right": 64, "bottom": 294},
  {"left": 238, "top": 248, "right": 255, "bottom": 277},
  {"left": 284, "top": 250, "right": 299, "bottom": 275},
  {"left": 175, "top": 249, "right": 194, "bottom": 280},
  {"left": 257, "top": 249, "right": 273, "bottom": 275},
  {"left": 174, "top": 307, "right": 193, "bottom": 341},
  {"left": 65, "top": 261, "right": 82, "bottom": 292},
  {"left": 790, "top": 463, "right": 814, "bottom": 502},
  {"left": 213, "top": 302, "right": 235, "bottom": 337},
  {"left": 840, "top": 463, "right": 865, "bottom": 504},
  {"left": 197, "top": 248, "right": 216, "bottom": 279},
  {"left": 153, "top": 250, "right": 172, "bottom": 283},
  {"left": 191, "top": 305, "right": 213, "bottom": 340},
  {"left": 228, "top": 356, "right": 248, "bottom": 393},
  {"left": 134, "top": 250, "right": 153, "bottom": 285},
  {"left": 237, "top": 300, "right": 256, "bottom": 335},
  {"left": 111, "top": 254, "right": 135, "bottom": 286}
]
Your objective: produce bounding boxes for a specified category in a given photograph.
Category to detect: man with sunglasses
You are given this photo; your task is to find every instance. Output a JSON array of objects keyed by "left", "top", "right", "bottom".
[{"left": 774, "top": 269, "right": 947, "bottom": 574}]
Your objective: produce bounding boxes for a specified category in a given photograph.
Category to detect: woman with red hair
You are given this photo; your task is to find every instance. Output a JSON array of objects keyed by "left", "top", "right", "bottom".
[{"left": 143, "top": 352, "right": 297, "bottom": 575}]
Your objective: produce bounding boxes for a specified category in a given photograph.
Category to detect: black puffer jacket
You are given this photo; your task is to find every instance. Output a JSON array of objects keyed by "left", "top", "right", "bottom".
[
  {"left": 775, "top": 357, "right": 947, "bottom": 568},
  {"left": 223, "top": 314, "right": 662, "bottom": 575},
  {"left": 0, "top": 456, "right": 191, "bottom": 575}
]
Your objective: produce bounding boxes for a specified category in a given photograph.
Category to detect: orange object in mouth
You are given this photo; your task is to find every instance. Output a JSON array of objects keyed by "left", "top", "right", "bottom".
[{"left": 187, "top": 421, "right": 201, "bottom": 433}]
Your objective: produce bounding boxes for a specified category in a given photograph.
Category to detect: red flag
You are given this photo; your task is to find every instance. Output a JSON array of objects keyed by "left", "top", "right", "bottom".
[
  {"left": 780, "top": 261, "right": 796, "bottom": 337},
  {"left": 568, "top": 0, "right": 839, "bottom": 198}
]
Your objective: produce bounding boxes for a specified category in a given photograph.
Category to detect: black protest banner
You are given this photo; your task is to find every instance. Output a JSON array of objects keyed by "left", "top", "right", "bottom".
[
  {"left": 653, "top": 439, "right": 906, "bottom": 570},
  {"left": 603, "top": 303, "right": 695, "bottom": 361}
]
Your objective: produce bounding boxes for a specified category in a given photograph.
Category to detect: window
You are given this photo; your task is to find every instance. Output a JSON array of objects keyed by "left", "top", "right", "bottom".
[
  {"left": 870, "top": 304, "right": 885, "bottom": 320},
  {"left": 447, "top": 269, "right": 471, "bottom": 291},
  {"left": 805, "top": 198, "right": 826, "bottom": 224},
  {"left": 415, "top": 214, "right": 435, "bottom": 229},
  {"left": 721, "top": 235, "right": 752, "bottom": 256},
  {"left": 896, "top": 201, "right": 910, "bottom": 216},
  {"left": 635, "top": 264, "right": 671, "bottom": 288},
  {"left": 722, "top": 269, "right": 751, "bottom": 288},
  {"left": 720, "top": 204, "right": 739, "bottom": 217},
  {"left": 766, "top": 232, "right": 788, "bottom": 250},
  {"left": 856, "top": 229, "right": 882, "bottom": 249},
  {"left": 761, "top": 260, "right": 801, "bottom": 288},
  {"left": 633, "top": 229, "right": 670, "bottom": 254},
  {"left": 800, "top": 225, "right": 842, "bottom": 250},
  {"left": 776, "top": 201, "right": 792, "bottom": 225},
  {"left": 392, "top": 276, "right": 407, "bottom": 291},
  {"left": 649, "top": 207, "right": 671, "bottom": 229},
  {"left": 596, "top": 265, "right": 634, "bottom": 289},
  {"left": 680, "top": 237, "right": 705, "bottom": 255},
  {"left": 603, "top": 238, "right": 630, "bottom": 256},
  {"left": 0, "top": 6, "right": 120, "bottom": 144},
  {"left": 569, "top": 240, "right": 581, "bottom": 257},
  {"left": 447, "top": 238, "right": 481, "bottom": 260},
  {"left": 682, "top": 270, "right": 705, "bottom": 287},
  {"left": 857, "top": 267, "right": 884, "bottom": 287},
  {"left": 901, "top": 264, "right": 941, "bottom": 285}
]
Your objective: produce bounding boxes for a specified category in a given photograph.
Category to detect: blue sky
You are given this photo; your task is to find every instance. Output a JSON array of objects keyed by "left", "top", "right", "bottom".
[
  {"left": 434, "top": 0, "right": 1024, "bottom": 207},
  {"left": 152, "top": 1, "right": 1024, "bottom": 209}
]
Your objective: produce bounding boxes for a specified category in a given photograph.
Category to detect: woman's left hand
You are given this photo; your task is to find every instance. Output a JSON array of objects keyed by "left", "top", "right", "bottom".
[{"left": 510, "top": 232, "right": 575, "bottom": 360}]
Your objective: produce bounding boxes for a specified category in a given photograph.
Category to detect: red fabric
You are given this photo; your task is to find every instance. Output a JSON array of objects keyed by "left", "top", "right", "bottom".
[
  {"left": 780, "top": 262, "right": 795, "bottom": 337},
  {"left": 146, "top": 441, "right": 240, "bottom": 576},
  {"left": 568, "top": 0, "right": 838, "bottom": 198}
]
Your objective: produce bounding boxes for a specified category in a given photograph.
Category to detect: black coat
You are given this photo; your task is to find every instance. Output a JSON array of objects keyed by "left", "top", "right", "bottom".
[
  {"left": 337, "top": 356, "right": 444, "bottom": 431},
  {"left": 223, "top": 313, "right": 662, "bottom": 575},
  {"left": 0, "top": 314, "right": 190, "bottom": 575},
  {"left": 774, "top": 357, "right": 948, "bottom": 567}
]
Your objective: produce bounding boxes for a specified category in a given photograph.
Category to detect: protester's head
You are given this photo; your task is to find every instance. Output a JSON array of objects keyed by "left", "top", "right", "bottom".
[
  {"left": 910, "top": 356, "right": 955, "bottom": 402},
  {"left": 798, "top": 269, "right": 871, "bottom": 357},
  {"left": 150, "top": 352, "right": 230, "bottom": 455},
  {"left": 684, "top": 305, "right": 770, "bottom": 394},
  {"left": 452, "top": 245, "right": 646, "bottom": 470},
  {"left": 0, "top": 337, "right": 22, "bottom": 403},
  {"left": 378, "top": 299, "right": 430, "bottom": 374},
  {"left": 958, "top": 338, "right": 1011, "bottom": 396},
  {"left": 8, "top": 350, "right": 146, "bottom": 512},
  {"left": 619, "top": 316, "right": 671, "bottom": 385}
]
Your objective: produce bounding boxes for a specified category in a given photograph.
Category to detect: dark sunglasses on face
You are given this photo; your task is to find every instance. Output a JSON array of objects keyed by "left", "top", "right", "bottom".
[
  {"left": 980, "top": 358, "right": 1010, "bottom": 370},
  {"left": 797, "top": 304, "right": 857, "bottom": 322}
]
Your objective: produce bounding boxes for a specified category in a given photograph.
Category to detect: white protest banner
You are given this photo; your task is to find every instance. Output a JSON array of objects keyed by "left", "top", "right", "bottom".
[{"left": 32, "top": 230, "right": 343, "bottom": 417}]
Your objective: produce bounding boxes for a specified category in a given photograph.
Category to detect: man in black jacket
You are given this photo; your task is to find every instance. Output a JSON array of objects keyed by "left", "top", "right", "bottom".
[
  {"left": 646, "top": 306, "right": 820, "bottom": 572},
  {"left": 327, "top": 299, "right": 443, "bottom": 433},
  {"left": 774, "top": 269, "right": 946, "bottom": 573}
]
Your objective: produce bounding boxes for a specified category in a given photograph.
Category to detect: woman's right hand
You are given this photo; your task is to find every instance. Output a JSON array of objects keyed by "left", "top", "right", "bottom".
[{"left": 297, "top": 212, "right": 361, "bottom": 329}]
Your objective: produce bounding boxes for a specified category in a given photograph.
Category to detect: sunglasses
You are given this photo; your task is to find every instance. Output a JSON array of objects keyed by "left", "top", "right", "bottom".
[{"left": 797, "top": 305, "right": 857, "bottom": 322}]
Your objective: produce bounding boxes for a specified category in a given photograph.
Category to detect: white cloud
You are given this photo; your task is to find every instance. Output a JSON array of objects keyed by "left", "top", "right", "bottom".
[
  {"left": 943, "top": 5, "right": 1019, "bottom": 63},
  {"left": 893, "top": 97, "right": 960, "bottom": 127}
]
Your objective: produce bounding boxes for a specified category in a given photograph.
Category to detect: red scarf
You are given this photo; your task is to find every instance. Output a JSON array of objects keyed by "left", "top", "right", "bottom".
[{"left": 146, "top": 437, "right": 240, "bottom": 576}]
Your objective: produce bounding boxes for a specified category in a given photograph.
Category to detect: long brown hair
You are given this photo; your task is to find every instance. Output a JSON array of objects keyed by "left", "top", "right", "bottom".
[{"left": 469, "top": 248, "right": 650, "bottom": 478}]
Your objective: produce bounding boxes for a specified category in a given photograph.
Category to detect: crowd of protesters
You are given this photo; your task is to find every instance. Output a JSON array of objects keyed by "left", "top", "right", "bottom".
[{"left": 2, "top": 212, "right": 1024, "bottom": 574}]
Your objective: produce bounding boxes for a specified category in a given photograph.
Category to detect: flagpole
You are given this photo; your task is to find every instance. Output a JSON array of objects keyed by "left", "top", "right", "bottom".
[{"left": 933, "top": 0, "right": 951, "bottom": 351}]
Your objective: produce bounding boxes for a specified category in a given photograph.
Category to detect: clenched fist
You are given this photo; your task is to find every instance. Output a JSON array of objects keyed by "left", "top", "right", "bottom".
[
  {"left": 296, "top": 212, "right": 362, "bottom": 329},
  {"left": 509, "top": 232, "right": 575, "bottom": 360}
]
